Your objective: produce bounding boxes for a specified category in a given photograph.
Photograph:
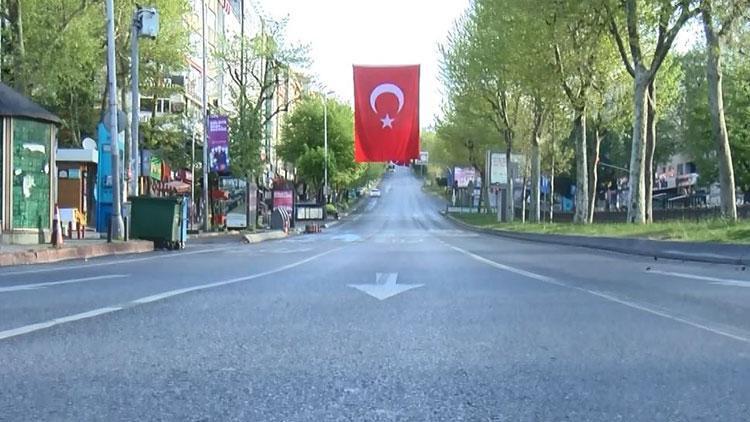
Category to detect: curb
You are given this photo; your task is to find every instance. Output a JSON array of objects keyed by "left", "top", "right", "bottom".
[
  {"left": 189, "top": 230, "right": 241, "bottom": 239},
  {"left": 243, "top": 230, "right": 288, "bottom": 244},
  {"left": 443, "top": 213, "right": 749, "bottom": 266},
  {"left": 0, "top": 240, "right": 154, "bottom": 267}
]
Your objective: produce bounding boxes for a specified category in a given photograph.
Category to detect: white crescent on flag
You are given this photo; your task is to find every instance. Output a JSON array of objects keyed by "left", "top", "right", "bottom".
[{"left": 369, "top": 83, "right": 405, "bottom": 114}]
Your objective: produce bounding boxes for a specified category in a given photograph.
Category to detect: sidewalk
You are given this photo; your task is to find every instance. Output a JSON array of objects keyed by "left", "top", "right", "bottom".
[
  {"left": 445, "top": 213, "right": 750, "bottom": 266},
  {"left": 0, "top": 239, "right": 154, "bottom": 267}
]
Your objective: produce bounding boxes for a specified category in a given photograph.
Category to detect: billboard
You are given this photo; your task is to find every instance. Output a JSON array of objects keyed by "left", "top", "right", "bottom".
[
  {"left": 489, "top": 152, "right": 526, "bottom": 184},
  {"left": 453, "top": 167, "right": 477, "bottom": 188},
  {"left": 208, "top": 115, "right": 229, "bottom": 172}
]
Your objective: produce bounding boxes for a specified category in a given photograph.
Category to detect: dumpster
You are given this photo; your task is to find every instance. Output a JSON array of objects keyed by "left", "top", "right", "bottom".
[{"left": 130, "top": 196, "right": 184, "bottom": 250}]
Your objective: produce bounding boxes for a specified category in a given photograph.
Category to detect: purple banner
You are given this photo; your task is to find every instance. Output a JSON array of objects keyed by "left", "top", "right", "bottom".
[{"left": 208, "top": 115, "right": 229, "bottom": 172}]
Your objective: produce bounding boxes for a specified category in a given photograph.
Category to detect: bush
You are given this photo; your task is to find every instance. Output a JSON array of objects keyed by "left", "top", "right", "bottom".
[{"left": 325, "top": 203, "right": 337, "bottom": 214}]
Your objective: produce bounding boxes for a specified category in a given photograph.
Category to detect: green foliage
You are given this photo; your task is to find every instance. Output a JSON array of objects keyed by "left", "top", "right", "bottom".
[
  {"left": 278, "top": 95, "right": 359, "bottom": 193},
  {"left": 680, "top": 43, "right": 750, "bottom": 190},
  {"left": 1, "top": 0, "right": 191, "bottom": 146},
  {"left": 216, "top": 17, "right": 310, "bottom": 177}
]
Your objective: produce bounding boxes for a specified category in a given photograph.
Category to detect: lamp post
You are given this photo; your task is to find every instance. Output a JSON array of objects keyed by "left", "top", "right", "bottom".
[
  {"left": 105, "top": 0, "right": 124, "bottom": 240},
  {"left": 201, "top": 0, "right": 209, "bottom": 231},
  {"left": 321, "top": 91, "right": 334, "bottom": 203}
]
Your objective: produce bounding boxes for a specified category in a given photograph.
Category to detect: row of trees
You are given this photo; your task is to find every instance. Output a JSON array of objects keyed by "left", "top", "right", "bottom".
[
  {"left": 436, "top": 0, "right": 749, "bottom": 224},
  {"left": 1, "top": 0, "right": 190, "bottom": 165}
]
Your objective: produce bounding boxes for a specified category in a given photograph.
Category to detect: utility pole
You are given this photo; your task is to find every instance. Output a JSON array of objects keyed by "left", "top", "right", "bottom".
[
  {"left": 201, "top": 0, "right": 210, "bottom": 231},
  {"left": 130, "top": 7, "right": 159, "bottom": 197},
  {"left": 105, "top": 0, "right": 124, "bottom": 239}
]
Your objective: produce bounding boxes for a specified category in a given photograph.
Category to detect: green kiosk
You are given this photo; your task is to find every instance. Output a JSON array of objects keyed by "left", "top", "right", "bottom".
[{"left": 0, "top": 83, "right": 61, "bottom": 244}]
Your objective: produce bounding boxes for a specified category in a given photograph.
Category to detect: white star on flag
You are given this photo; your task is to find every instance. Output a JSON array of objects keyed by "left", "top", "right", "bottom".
[{"left": 380, "top": 114, "right": 395, "bottom": 129}]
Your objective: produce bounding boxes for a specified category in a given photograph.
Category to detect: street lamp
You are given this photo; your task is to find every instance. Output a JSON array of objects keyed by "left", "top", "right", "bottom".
[
  {"left": 321, "top": 90, "right": 334, "bottom": 203},
  {"left": 105, "top": 0, "right": 124, "bottom": 240}
]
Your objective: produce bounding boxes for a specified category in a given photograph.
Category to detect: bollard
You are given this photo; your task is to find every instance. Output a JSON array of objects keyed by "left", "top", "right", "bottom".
[
  {"left": 107, "top": 219, "right": 112, "bottom": 243},
  {"left": 68, "top": 221, "right": 74, "bottom": 239},
  {"left": 124, "top": 217, "right": 129, "bottom": 242}
]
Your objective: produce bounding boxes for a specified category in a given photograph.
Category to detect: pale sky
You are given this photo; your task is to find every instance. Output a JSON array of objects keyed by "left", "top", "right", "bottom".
[{"left": 256, "top": 0, "right": 471, "bottom": 127}]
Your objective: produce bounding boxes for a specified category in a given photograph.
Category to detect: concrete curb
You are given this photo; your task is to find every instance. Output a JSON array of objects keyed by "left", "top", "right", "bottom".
[
  {"left": 189, "top": 230, "right": 241, "bottom": 239},
  {"left": 242, "top": 230, "right": 288, "bottom": 244},
  {"left": 0, "top": 240, "right": 154, "bottom": 267},
  {"left": 444, "top": 213, "right": 750, "bottom": 266}
]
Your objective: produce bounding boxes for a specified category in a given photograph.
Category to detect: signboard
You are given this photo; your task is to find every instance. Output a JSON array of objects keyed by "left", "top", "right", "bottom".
[
  {"left": 208, "top": 115, "right": 229, "bottom": 172},
  {"left": 419, "top": 151, "right": 429, "bottom": 164},
  {"left": 149, "top": 156, "right": 162, "bottom": 180},
  {"left": 273, "top": 189, "right": 294, "bottom": 213},
  {"left": 490, "top": 153, "right": 507, "bottom": 184},
  {"left": 489, "top": 152, "right": 526, "bottom": 184},
  {"left": 453, "top": 167, "right": 477, "bottom": 188}
]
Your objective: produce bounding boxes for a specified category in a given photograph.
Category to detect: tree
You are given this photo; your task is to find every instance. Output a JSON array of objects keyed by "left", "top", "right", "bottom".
[
  {"left": 607, "top": 0, "right": 699, "bottom": 223},
  {"left": 698, "top": 0, "right": 748, "bottom": 220},
  {"left": 217, "top": 16, "right": 309, "bottom": 180},
  {"left": 278, "top": 95, "right": 357, "bottom": 199}
]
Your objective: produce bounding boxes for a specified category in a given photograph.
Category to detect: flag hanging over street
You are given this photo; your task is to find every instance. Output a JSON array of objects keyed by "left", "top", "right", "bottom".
[{"left": 353, "top": 65, "right": 420, "bottom": 162}]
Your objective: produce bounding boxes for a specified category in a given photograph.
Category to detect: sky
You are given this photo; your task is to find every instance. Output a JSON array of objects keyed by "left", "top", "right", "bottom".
[{"left": 256, "top": 0, "right": 471, "bottom": 128}]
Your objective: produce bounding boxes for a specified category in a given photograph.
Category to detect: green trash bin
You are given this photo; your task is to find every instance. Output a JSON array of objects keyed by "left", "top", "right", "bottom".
[{"left": 130, "top": 196, "right": 184, "bottom": 250}]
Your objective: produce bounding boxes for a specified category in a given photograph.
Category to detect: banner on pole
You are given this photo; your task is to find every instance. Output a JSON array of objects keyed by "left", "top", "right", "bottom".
[{"left": 208, "top": 115, "right": 230, "bottom": 173}]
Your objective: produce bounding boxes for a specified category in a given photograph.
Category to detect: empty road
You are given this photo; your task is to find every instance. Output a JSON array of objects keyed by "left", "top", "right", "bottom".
[{"left": 1, "top": 168, "right": 749, "bottom": 421}]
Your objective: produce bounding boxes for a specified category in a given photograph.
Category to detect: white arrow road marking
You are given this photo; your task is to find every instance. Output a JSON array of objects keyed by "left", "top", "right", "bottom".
[
  {"left": 0, "top": 274, "right": 130, "bottom": 293},
  {"left": 646, "top": 269, "right": 750, "bottom": 287},
  {"left": 348, "top": 273, "right": 424, "bottom": 301}
]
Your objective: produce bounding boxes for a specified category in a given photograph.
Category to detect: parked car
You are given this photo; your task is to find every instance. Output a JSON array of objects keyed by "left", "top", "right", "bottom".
[{"left": 369, "top": 188, "right": 381, "bottom": 197}]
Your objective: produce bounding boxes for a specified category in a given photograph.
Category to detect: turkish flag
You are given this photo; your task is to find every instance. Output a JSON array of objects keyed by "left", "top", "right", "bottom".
[{"left": 353, "top": 65, "right": 420, "bottom": 162}]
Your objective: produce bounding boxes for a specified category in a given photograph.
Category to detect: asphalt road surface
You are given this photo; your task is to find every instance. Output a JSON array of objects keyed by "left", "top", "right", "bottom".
[{"left": 1, "top": 168, "right": 749, "bottom": 421}]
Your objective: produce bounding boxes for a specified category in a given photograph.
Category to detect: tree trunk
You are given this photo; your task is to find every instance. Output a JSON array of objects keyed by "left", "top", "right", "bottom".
[
  {"left": 504, "top": 132, "right": 514, "bottom": 223},
  {"left": 550, "top": 139, "right": 555, "bottom": 223},
  {"left": 588, "top": 126, "right": 602, "bottom": 223},
  {"left": 8, "top": 0, "right": 26, "bottom": 93},
  {"left": 530, "top": 140, "right": 541, "bottom": 223},
  {"left": 627, "top": 73, "right": 649, "bottom": 223},
  {"left": 573, "top": 109, "right": 589, "bottom": 224},
  {"left": 529, "top": 100, "right": 544, "bottom": 223},
  {"left": 703, "top": 4, "right": 738, "bottom": 221},
  {"left": 521, "top": 173, "right": 528, "bottom": 223},
  {"left": 644, "top": 81, "right": 656, "bottom": 223}
]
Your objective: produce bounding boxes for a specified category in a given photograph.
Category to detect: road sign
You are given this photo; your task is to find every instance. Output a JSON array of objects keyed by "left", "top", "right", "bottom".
[{"left": 419, "top": 151, "right": 429, "bottom": 164}]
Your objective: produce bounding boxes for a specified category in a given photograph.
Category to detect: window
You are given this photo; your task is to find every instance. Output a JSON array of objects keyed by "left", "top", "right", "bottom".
[
  {"left": 12, "top": 119, "right": 51, "bottom": 229},
  {"left": 677, "top": 163, "right": 684, "bottom": 175}
]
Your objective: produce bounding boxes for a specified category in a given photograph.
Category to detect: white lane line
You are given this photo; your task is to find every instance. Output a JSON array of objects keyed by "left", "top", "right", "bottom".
[
  {"left": 0, "top": 245, "right": 238, "bottom": 277},
  {"left": 0, "top": 247, "right": 339, "bottom": 341},
  {"left": 0, "top": 307, "right": 123, "bottom": 340},
  {"left": 446, "top": 244, "right": 566, "bottom": 287},
  {"left": 445, "top": 241, "right": 750, "bottom": 345},
  {"left": 647, "top": 269, "right": 750, "bottom": 287},
  {"left": 0, "top": 275, "right": 129, "bottom": 293}
]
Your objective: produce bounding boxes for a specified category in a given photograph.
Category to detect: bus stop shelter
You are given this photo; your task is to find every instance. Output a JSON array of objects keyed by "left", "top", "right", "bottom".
[{"left": 0, "top": 82, "right": 61, "bottom": 244}]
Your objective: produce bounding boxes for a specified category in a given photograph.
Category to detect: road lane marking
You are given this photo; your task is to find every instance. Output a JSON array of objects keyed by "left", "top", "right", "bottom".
[
  {"left": 348, "top": 272, "right": 424, "bottom": 300},
  {"left": 446, "top": 244, "right": 566, "bottom": 287},
  {"left": 445, "top": 241, "right": 750, "bottom": 345},
  {"left": 647, "top": 269, "right": 750, "bottom": 287},
  {"left": 0, "top": 247, "right": 340, "bottom": 341},
  {"left": 0, "top": 307, "right": 124, "bottom": 340},
  {"left": 0, "top": 274, "right": 129, "bottom": 293},
  {"left": 0, "top": 245, "right": 238, "bottom": 277}
]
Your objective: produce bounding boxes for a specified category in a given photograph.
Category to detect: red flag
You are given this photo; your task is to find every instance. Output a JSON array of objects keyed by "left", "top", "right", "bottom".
[{"left": 353, "top": 65, "right": 420, "bottom": 162}]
